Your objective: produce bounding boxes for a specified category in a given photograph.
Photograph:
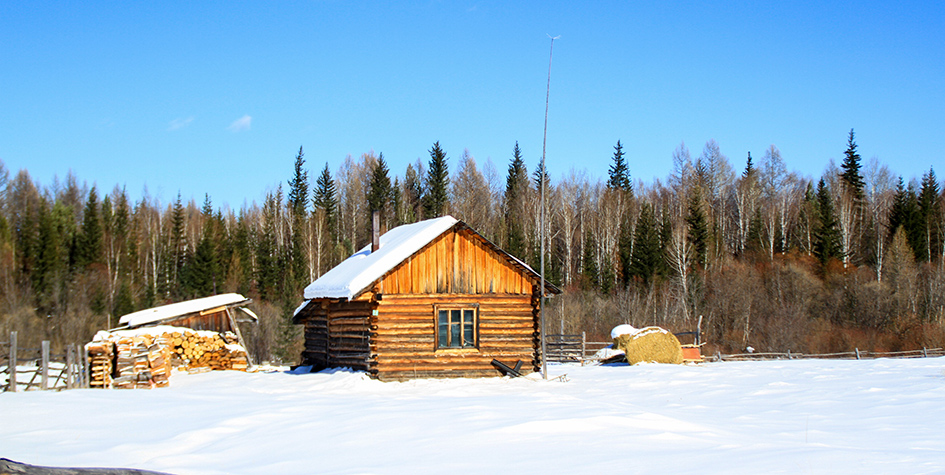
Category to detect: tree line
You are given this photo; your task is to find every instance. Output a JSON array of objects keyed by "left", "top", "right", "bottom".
[{"left": 2, "top": 130, "right": 944, "bottom": 362}]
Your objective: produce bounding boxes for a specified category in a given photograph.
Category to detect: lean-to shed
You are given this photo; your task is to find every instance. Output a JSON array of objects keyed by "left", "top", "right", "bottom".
[
  {"left": 292, "top": 216, "right": 560, "bottom": 380},
  {"left": 117, "top": 293, "right": 257, "bottom": 351}
]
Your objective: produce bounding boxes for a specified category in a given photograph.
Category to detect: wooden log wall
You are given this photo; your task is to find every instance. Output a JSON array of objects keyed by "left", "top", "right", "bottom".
[
  {"left": 370, "top": 292, "right": 540, "bottom": 381},
  {"left": 300, "top": 300, "right": 373, "bottom": 372}
]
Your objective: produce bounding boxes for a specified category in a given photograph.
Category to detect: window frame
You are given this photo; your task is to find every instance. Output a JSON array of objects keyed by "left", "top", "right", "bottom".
[{"left": 434, "top": 304, "right": 479, "bottom": 350}]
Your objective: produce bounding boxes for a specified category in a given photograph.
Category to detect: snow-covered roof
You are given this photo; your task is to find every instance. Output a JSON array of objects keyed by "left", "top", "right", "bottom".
[
  {"left": 303, "top": 216, "right": 459, "bottom": 300},
  {"left": 118, "top": 293, "right": 253, "bottom": 328}
]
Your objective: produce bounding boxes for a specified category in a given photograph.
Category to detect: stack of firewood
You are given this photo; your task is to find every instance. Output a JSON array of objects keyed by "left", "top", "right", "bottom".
[
  {"left": 170, "top": 331, "right": 248, "bottom": 371},
  {"left": 86, "top": 340, "right": 114, "bottom": 388},
  {"left": 86, "top": 327, "right": 250, "bottom": 389}
]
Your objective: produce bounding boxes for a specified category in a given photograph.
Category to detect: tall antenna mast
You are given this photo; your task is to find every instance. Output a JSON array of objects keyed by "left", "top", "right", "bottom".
[{"left": 540, "top": 34, "right": 559, "bottom": 380}]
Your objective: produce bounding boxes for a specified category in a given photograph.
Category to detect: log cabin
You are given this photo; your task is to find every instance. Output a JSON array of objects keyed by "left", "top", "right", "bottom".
[{"left": 292, "top": 215, "right": 560, "bottom": 380}]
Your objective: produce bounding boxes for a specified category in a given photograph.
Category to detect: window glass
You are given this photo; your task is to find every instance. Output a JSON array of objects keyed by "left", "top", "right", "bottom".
[
  {"left": 450, "top": 309, "right": 462, "bottom": 348},
  {"left": 463, "top": 309, "right": 475, "bottom": 347},
  {"left": 438, "top": 310, "right": 449, "bottom": 347}
]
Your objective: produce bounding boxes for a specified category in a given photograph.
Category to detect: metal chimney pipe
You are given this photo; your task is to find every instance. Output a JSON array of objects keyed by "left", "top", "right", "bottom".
[{"left": 372, "top": 211, "right": 380, "bottom": 253}]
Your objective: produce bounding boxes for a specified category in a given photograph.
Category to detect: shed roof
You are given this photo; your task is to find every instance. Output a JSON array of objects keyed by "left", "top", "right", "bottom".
[
  {"left": 301, "top": 216, "right": 559, "bottom": 304},
  {"left": 118, "top": 293, "right": 255, "bottom": 328}
]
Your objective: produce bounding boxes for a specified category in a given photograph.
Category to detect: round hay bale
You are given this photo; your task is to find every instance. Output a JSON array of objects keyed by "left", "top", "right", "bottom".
[{"left": 613, "top": 326, "right": 683, "bottom": 365}]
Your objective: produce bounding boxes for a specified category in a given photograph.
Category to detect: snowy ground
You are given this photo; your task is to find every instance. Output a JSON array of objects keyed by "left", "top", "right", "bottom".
[{"left": 2, "top": 358, "right": 944, "bottom": 474}]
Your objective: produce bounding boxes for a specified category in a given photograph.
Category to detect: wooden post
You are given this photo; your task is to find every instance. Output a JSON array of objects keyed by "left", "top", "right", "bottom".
[
  {"left": 923, "top": 347, "right": 928, "bottom": 358},
  {"left": 41, "top": 340, "right": 50, "bottom": 391},
  {"left": 787, "top": 349, "right": 792, "bottom": 360},
  {"left": 66, "top": 345, "right": 75, "bottom": 389},
  {"left": 81, "top": 343, "right": 90, "bottom": 388},
  {"left": 226, "top": 308, "right": 254, "bottom": 367},
  {"left": 581, "top": 331, "right": 586, "bottom": 366},
  {"left": 855, "top": 347, "right": 860, "bottom": 360},
  {"left": 9, "top": 332, "right": 16, "bottom": 393}
]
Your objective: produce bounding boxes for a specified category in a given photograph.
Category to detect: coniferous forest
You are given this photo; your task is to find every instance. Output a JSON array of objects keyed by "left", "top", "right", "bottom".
[{"left": 3, "top": 130, "right": 945, "bottom": 363}]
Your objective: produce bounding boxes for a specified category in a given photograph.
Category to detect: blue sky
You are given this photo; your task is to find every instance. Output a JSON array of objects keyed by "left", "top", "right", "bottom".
[{"left": 2, "top": 1, "right": 943, "bottom": 208}]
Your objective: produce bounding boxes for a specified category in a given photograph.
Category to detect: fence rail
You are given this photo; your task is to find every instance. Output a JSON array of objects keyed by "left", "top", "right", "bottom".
[
  {"left": 1, "top": 332, "right": 88, "bottom": 393},
  {"left": 548, "top": 332, "right": 945, "bottom": 366},
  {"left": 714, "top": 347, "right": 945, "bottom": 362}
]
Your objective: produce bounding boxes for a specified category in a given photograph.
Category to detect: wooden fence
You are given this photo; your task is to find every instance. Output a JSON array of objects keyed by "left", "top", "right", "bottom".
[
  {"left": 1, "top": 332, "right": 89, "bottom": 392},
  {"left": 713, "top": 347, "right": 945, "bottom": 362},
  {"left": 545, "top": 333, "right": 611, "bottom": 365},
  {"left": 547, "top": 332, "right": 945, "bottom": 365}
]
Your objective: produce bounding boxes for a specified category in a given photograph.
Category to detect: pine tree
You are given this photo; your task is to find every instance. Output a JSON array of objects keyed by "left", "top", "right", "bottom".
[
  {"left": 607, "top": 140, "right": 632, "bottom": 193},
  {"left": 424, "top": 141, "right": 450, "bottom": 218},
  {"left": 840, "top": 128, "right": 865, "bottom": 200},
  {"left": 813, "top": 179, "right": 842, "bottom": 264}
]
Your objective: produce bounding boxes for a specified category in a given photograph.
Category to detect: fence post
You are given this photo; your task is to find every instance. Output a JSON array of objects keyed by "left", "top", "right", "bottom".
[
  {"left": 41, "top": 340, "right": 50, "bottom": 391},
  {"left": 715, "top": 351, "right": 722, "bottom": 362},
  {"left": 923, "top": 347, "right": 928, "bottom": 358},
  {"left": 854, "top": 347, "right": 860, "bottom": 360},
  {"left": 787, "top": 350, "right": 792, "bottom": 360},
  {"left": 9, "top": 332, "right": 16, "bottom": 393},
  {"left": 66, "top": 345, "right": 75, "bottom": 390},
  {"left": 581, "top": 331, "right": 586, "bottom": 366}
]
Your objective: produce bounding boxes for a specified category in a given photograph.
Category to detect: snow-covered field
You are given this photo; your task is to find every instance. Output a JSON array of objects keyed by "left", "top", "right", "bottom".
[{"left": 2, "top": 358, "right": 944, "bottom": 474}]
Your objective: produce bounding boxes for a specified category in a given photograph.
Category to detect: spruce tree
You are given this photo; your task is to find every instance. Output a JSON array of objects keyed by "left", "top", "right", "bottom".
[
  {"left": 813, "top": 179, "right": 842, "bottom": 264},
  {"left": 617, "top": 215, "right": 633, "bottom": 288},
  {"left": 629, "top": 203, "right": 662, "bottom": 286},
  {"left": 287, "top": 146, "right": 309, "bottom": 217},
  {"left": 840, "top": 128, "right": 865, "bottom": 199},
  {"left": 580, "top": 229, "right": 599, "bottom": 290},
  {"left": 313, "top": 163, "right": 339, "bottom": 243},
  {"left": 607, "top": 140, "right": 632, "bottom": 193},
  {"left": 183, "top": 194, "right": 218, "bottom": 298},
  {"left": 287, "top": 147, "right": 309, "bottom": 289},
  {"left": 686, "top": 188, "right": 709, "bottom": 269},
  {"left": 917, "top": 168, "right": 940, "bottom": 262},
  {"left": 888, "top": 177, "right": 908, "bottom": 243},
  {"left": 75, "top": 186, "right": 103, "bottom": 270},
  {"left": 169, "top": 192, "right": 186, "bottom": 298},
  {"left": 743, "top": 151, "right": 754, "bottom": 179},
  {"left": 504, "top": 142, "right": 528, "bottom": 258},
  {"left": 424, "top": 141, "right": 450, "bottom": 218},
  {"left": 366, "top": 153, "right": 393, "bottom": 218}
]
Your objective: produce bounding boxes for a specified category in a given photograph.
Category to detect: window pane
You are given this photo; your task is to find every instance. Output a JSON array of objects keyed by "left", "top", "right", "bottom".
[
  {"left": 438, "top": 310, "right": 449, "bottom": 348},
  {"left": 463, "top": 309, "right": 475, "bottom": 347},
  {"left": 450, "top": 310, "right": 462, "bottom": 348}
]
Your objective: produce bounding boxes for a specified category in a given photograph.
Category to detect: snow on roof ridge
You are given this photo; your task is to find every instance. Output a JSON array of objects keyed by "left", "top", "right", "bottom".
[
  {"left": 302, "top": 216, "right": 458, "bottom": 301},
  {"left": 118, "top": 293, "right": 250, "bottom": 327}
]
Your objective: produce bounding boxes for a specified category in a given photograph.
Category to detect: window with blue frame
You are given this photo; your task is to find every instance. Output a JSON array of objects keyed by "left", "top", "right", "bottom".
[{"left": 436, "top": 306, "right": 477, "bottom": 349}]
